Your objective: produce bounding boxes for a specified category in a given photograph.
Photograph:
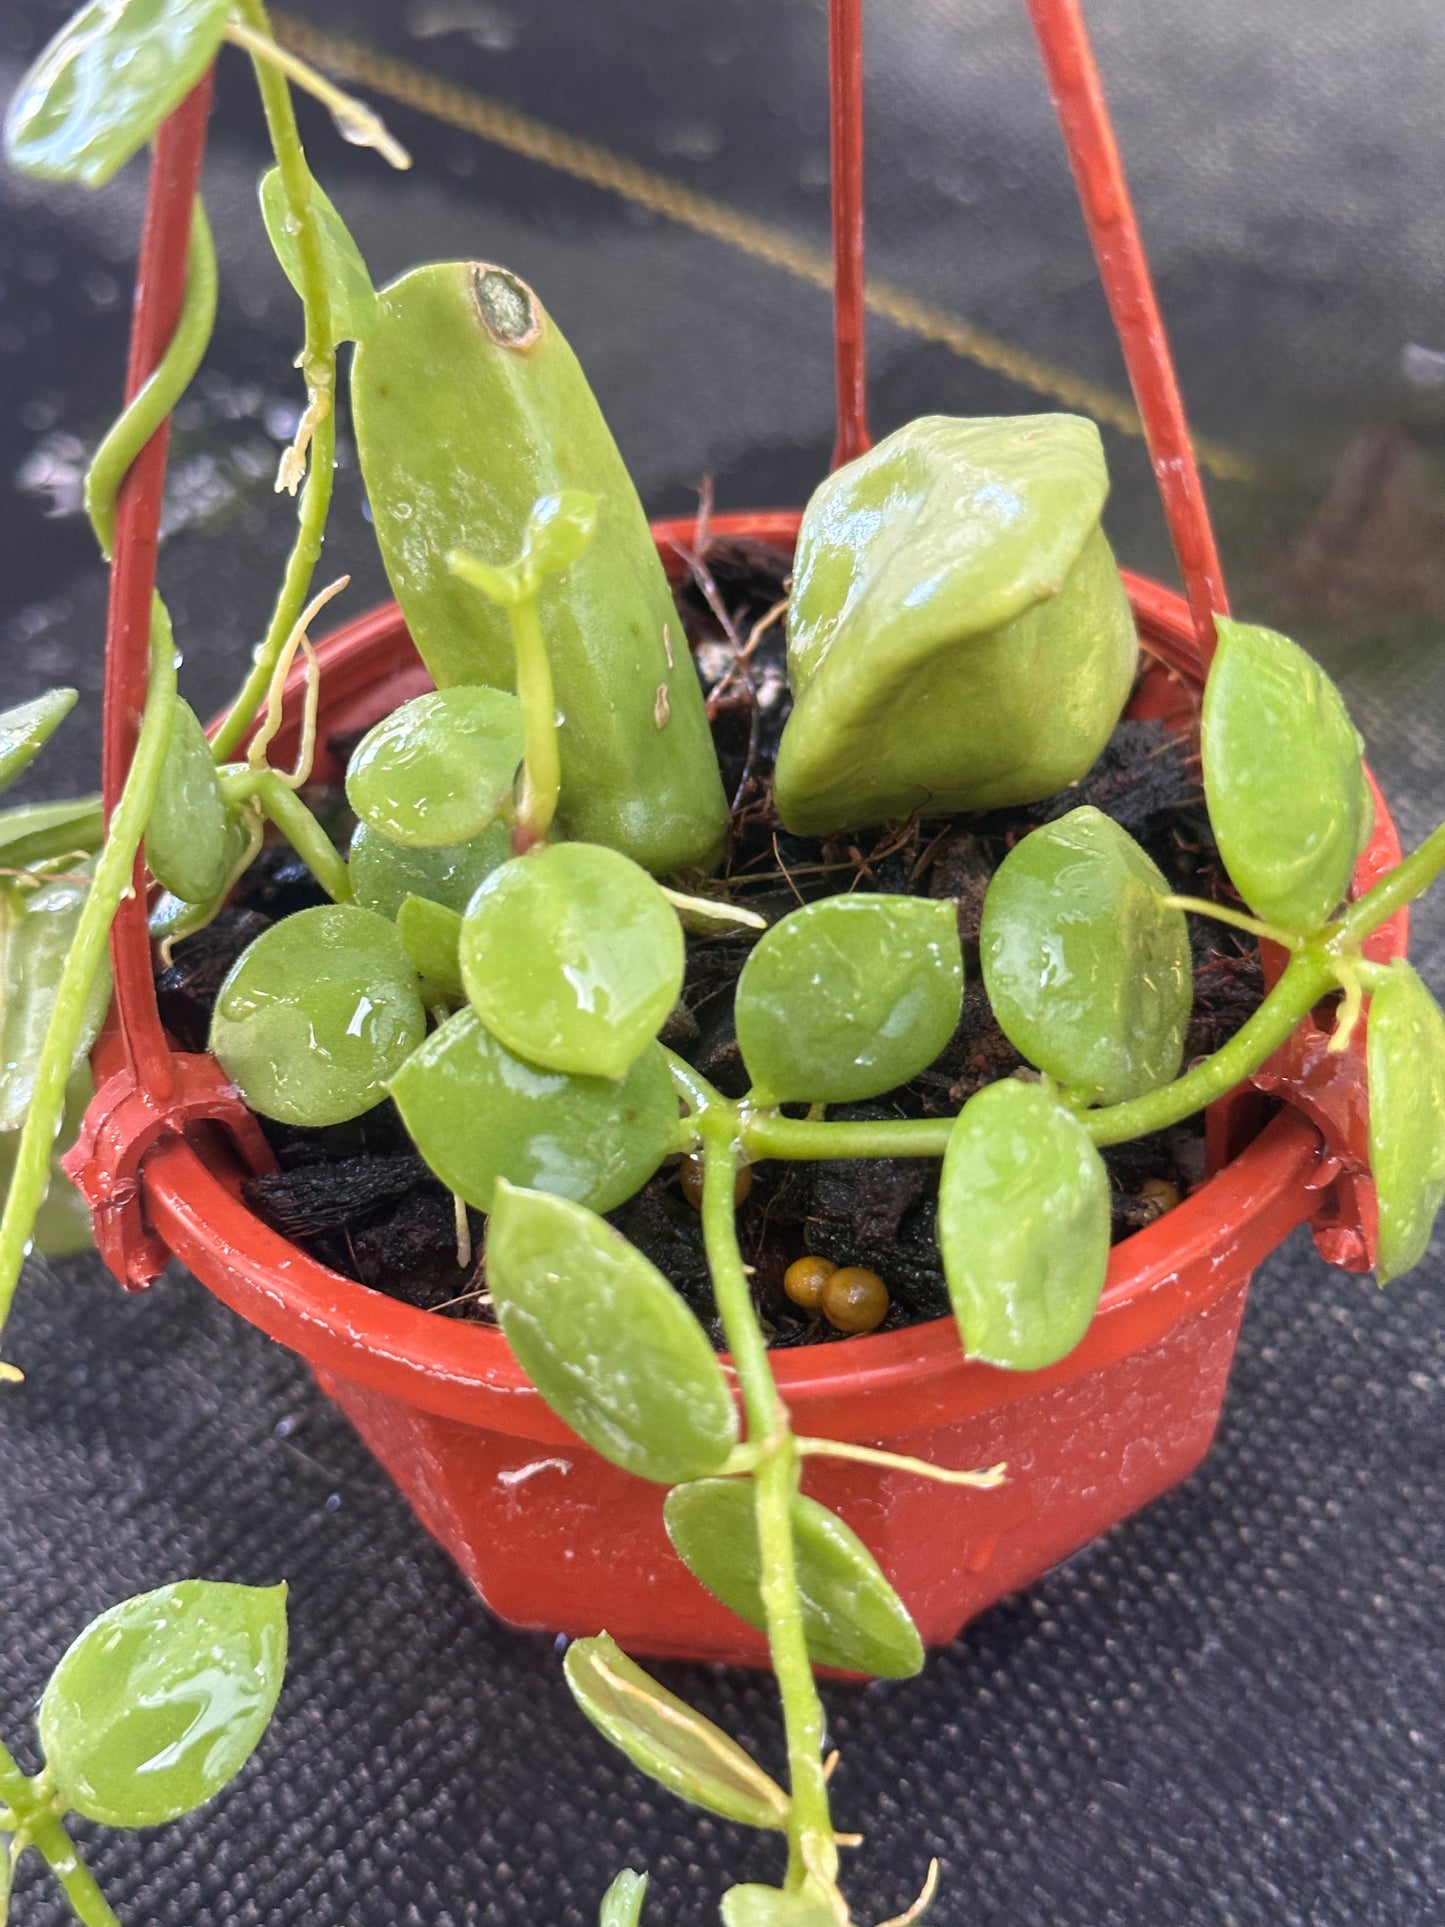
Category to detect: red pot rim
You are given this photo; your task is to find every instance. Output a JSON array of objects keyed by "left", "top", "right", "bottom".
[{"left": 101, "top": 521, "right": 1405, "bottom": 1443}]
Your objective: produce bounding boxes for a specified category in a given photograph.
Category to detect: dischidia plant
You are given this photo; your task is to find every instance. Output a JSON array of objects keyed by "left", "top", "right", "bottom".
[{"left": 4, "top": 3, "right": 1445, "bottom": 1924}]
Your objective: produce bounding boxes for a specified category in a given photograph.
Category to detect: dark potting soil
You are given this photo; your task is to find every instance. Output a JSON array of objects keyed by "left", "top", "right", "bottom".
[{"left": 156, "top": 531, "right": 1264, "bottom": 1346}]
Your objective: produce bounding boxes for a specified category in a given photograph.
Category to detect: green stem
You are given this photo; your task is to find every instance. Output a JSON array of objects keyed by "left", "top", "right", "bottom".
[
  {"left": 0, "top": 1744, "right": 119, "bottom": 1927},
  {"left": 508, "top": 596, "right": 561, "bottom": 847},
  {"left": 84, "top": 203, "right": 217, "bottom": 560},
  {"left": 1337, "top": 819, "right": 1445, "bottom": 946},
  {"left": 252, "top": 772, "right": 351, "bottom": 903},
  {"left": 0, "top": 609, "right": 178, "bottom": 1341},
  {"left": 698, "top": 1117, "right": 839, "bottom": 1904},
  {"left": 212, "top": 0, "right": 338, "bottom": 764},
  {"left": 1162, "top": 893, "right": 1300, "bottom": 950}
]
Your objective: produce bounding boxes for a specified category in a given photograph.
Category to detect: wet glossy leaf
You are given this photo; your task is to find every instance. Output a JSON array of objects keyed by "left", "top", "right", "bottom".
[
  {"left": 396, "top": 895, "right": 465, "bottom": 1001},
  {"left": 0, "top": 795, "right": 103, "bottom": 868},
  {"left": 0, "top": 862, "right": 111, "bottom": 1134},
  {"left": 0, "top": 1066, "right": 95, "bottom": 1256},
  {"left": 564, "top": 1633, "right": 788, "bottom": 1831},
  {"left": 774, "top": 414, "right": 1136, "bottom": 834},
  {"left": 1201, "top": 616, "right": 1373, "bottom": 934},
  {"left": 721, "top": 1889, "right": 838, "bottom": 1927},
  {"left": 351, "top": 261, "right": 726, "bottom": 874},
  {"left": 4, "top": 0, "right": 233, "bottom": 187},
  {"left": 487, "top": 1183, "right": 737, "bottom": 1482},
  {"left": 38, "top": 1580, "right": 287, "bottom": 1829},
  {"left": 734, "top": 894, "right": 963, "bottom": 1105},
  {"left": 937, "top": 1078, "right": 1111, "bottom": 1371},
  {"left": 599, "top": 1870, "right": 648, "bottom": 1927},
  {"left": 460, "top": 843, "right": 684, "bottom": 1080},
  {"left": 346, "top": 687, "right": 524, "bottom": 849},
  {"left": 348, "top": 819, "right": 509, "bottom": 921},
  {"left": 210, "top": 905, "right": 425, "bottom": 1127},
  {"left": 664, "top": 1479, "right": 923, "bottom": 1678},
  {"left": 0, "top": 688, "right": 76, "bottom": 795},
  {"left": 390, "top": 1008, "right": 675, "bottom": 1213},
  {"left": 145, "top": 699, "right": 233, "bottom": 906},
  {"left": 259, "top": 163, "right": 378, "bottom": 345},
  {"left": 980, "top": 806, "right": 1192, "bottom": 1105},
  {"left": 1367, "top": 961, "right": 1445, "bottom": 1282}
]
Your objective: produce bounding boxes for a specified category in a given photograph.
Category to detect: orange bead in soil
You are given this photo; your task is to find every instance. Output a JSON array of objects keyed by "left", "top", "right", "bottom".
[
  {"left": 821, "top": 1266, "right": 890, "bottom": 1335},
  {"left": 784, "top": 1254, "right": 837, "bottom": 1310},
  {"left": 679, "top": 1156, "right": 752, "bottom": 1211}
]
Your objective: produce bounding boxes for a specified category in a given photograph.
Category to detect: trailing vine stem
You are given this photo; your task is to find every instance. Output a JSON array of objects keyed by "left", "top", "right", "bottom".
[
  {"left": 0, "top": 607, "right": 179, "bottom": 1342},
  {"left": 738, "top": 835, "right": 1445, "bottom": 1167},
  {"left": 697, "top": 1113, "right": 843, "bottom": 1912},
  {"left": 84, "top": 201, "right": 217, "bottom": 561},
  {"left": 211, "top": 0, "right": 339, "bottom": 763},
  {"left": 0, "top": 1741, "right": 118, "bottom": 1927}
]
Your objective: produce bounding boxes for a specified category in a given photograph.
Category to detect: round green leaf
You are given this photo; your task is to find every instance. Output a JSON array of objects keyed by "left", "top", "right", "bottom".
[
  {"left": 663, "top": 1479, "right": 924, "bottom": 1679},
  {"left": 259, "top": 163, "right": 378, "bottom": 345},
  {"left": 349, "top": 819, "right": 509, "bottom": 920},
  {"left": 1201, "top": 616, "right": 1373, "bottom": 935},
  {"left": 460, "top": 842, "right": 684, "bottom": 1080},
  {"left": 0, "top": 688, "right": 76, "bottom": 795},
  {"left": 346, "top": 687, "right": 524, "bottom": 848},
  {"left": 37, "top": 1580, "right": 287, "bottom": 1829},
  {"left": 1367, "top": 960, "right": 1445, "bottom": 1283},
  {"left": 4, "top": 0, "right": 233, "bottom": 187},
  {"left": 0, "top": 863, "right": 112, "bottom": 1134},
  {"left": 721, "top": 1889, "right": 839, "bottom": 1927},
  {"left": 564, "top": 1633, "right": 788, "bottom": 1832},
  {"left": 599, "top": 1870, "right": 649, "bottom": 1927},
  {"left": 396, "top": 895, "right": 465, "bottom": 1001},
  {"left": 210, "top": 905, "right": 426, "bottom": 1127},
  {"left": 980, "top": 806, "right": 1192, "bottom": 1105},
  {"left": 487, "top": 1183, "right": 737, "bottom": 1482},
  {"left": 734, "top": 894, "right": 964, "bottom": 1104},
  {"left": 937, "top": 1078, "right": 1111, "bottom": 1371},
  {"left": 145, "top": 699, "right": 234, "bottom": 906},
  {"left": 390, "top": 1007, "right": 675, "bottom": 1213}
]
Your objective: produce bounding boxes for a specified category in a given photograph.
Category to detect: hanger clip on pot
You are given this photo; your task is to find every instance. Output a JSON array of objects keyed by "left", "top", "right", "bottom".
[{"left": 62, "top": 1049, "right": 276, "bottom": 1290}]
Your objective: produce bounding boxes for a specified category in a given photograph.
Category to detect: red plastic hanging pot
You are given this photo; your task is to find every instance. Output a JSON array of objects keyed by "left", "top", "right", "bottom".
[{"left": 68, "top": 1, "right": 1409, "bottom": 1665}]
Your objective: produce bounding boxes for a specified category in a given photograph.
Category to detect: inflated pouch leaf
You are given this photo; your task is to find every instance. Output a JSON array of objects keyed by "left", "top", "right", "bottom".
[
  {"left": 346, "top": 687, "right": 524, "bottom": 848},
  {"left": 349, "top": 819, "right": 509, "bottom": 920},
  {"left": 734, "top": 894, "right": 962, "bottom": 1105},
  {"left": 461, "top": 843, "right": 684, "bottom": 1080},
  {"left": 0, "top": 688, "right": 76, "bottom": 794},
  {"left": 1367, "top": 961, "right": 1445, "bottom": 1282},
  {"left": 390, "top": 1008, "right": 675, "bottom": 1214},
  {"left": 721, "top": 1889, "right": 839, "bottom": 1927},
  {"left": 259, "top": 163, "right": 378, "bottom": 344},
  {"left": 1201, "top": 616, "right": 1373, "bottom": 934},
  {"left": 664, "top": 1479, "right": 924, "bottom": 1678},
  {"left": 599, "top": 1870, "right": 649, "bottom": 1927},
  {"left": 4, "top": 0, "right": 233, "bottom": 187},
  {"left": 38, "top": 1581, "right": 287, "bottom": 1829},
  {"left": 773, "top": 413, "right": 1136, "bottom": 834},
  {"left": 980, "top": 805, "right": 1191, "bottom": 1104},
  {"left": 564, "top": 1634, "right": 788, "bottom": 1832},
  {"left": 0, "top": 864, "right": 111, "bottom": 1134},
  {"left": 487, "top": 1182, "right": 737, "bottom": 1481},
  {"left": 938, "top": 1078, "right": 1111, "bottom": 1370},
  {"left": 351, "top": 262, "right": 726, "bottom": 873},
  {"left": 146, "top": 698, "right": 233, "bottom": 905},
  {"left": 210, "top": 905, "right": 426, "bottom": 1127}
]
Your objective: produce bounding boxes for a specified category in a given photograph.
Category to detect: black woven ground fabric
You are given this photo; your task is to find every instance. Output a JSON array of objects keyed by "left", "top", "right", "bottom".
[{"left": 3, "top": 1, "right": 1444, "bottom": 1921}]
